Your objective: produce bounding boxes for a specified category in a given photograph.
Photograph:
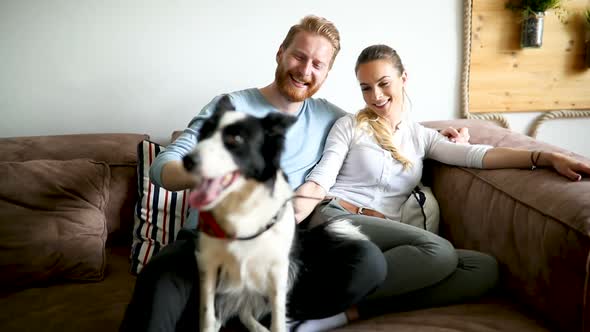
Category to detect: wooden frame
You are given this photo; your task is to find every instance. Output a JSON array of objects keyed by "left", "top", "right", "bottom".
[{"left": 461, "top": 0, "right": 590, "bottom": 135}]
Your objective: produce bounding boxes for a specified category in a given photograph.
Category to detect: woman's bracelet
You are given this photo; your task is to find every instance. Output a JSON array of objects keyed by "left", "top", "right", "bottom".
[{"left": 530, "top": 151, "right": 541, "bottom": 170}]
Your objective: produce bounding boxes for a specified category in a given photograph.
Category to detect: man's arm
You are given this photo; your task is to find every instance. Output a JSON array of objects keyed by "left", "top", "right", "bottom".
[
  {"left": 149, "top": 95, "right": 224, "bottom": 191},
  {"left": 159, "top": 160, "right": 199, "bottom": 192}
]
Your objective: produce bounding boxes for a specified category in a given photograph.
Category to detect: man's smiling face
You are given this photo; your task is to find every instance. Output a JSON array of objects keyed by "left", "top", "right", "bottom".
[{"left": 275, "top": 31, "right": 334, "bottom": 102}]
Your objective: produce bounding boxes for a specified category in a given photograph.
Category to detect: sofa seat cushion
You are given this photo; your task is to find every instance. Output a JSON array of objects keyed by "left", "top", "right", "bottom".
[
  {"left": 333, "top": 297, "right": 550, "bottom": 332},
  {"left": 0, "top": 159, "right": 111, "bottom": 289},
  {"left": 0, "top": 247, "right": 135, "bottom": 332},
  {"left": 0, "top": 247, "right": 550, "bottom": 332}
]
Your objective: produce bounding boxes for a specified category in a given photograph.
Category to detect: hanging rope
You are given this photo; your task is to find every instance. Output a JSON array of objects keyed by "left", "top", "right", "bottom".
[
  {"left": 528, "top": 110, "right": 590, "bottom": 137},
  {"left": 461, "top": 0, "right": 510, "bottom": 129}
]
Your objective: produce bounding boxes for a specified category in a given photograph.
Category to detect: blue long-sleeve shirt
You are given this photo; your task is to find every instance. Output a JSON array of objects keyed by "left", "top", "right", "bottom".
[{"left": 149, "top": 88, "right": 344, "bottom": 228}]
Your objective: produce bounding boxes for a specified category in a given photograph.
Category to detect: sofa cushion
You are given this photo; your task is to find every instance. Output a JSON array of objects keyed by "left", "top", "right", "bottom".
[
  {"left": 400, "top": 183, "right": 440, "bottom": 234},
  {"left": 130, "top": 140, "right": 190, "bottom": 274},
  {"left": 0, "top": 133, "right": 149, "bottom": 239},
  {"left": 0, "top": 159, "right": 110, "bottom": 290}
]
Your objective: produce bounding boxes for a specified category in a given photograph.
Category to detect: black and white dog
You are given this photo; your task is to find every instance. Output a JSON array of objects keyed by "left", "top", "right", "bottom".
[{"left": 182, "top": 95, "right": 367, "bottom": 332}]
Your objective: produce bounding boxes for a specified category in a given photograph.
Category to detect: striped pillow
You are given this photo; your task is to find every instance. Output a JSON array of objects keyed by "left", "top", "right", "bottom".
[{"left": 129, "top": 140, "right": 190, "bottom": 274}]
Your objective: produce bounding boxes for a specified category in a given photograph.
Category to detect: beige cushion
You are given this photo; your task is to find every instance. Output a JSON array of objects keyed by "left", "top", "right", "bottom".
[
  {"left": 400, "top": 183, "right": 440, "bottom": 234},
  {"left": 0, "top": 159, "right": 110, "bottom": 290}
]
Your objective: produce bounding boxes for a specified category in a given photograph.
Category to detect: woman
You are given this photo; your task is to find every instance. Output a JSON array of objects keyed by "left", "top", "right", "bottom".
[{"left": 291, "top": 44, "right": 590, "bottom": 330}]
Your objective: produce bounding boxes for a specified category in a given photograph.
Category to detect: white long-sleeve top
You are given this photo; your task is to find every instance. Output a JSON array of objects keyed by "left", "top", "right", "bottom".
[{"left": 306, "top": 114, "right": 492, "bottom": 221}]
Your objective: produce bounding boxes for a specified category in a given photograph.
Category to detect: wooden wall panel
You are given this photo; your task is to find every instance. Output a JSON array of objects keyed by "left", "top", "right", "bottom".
[{"left": 469, "top": 0, "right": 590, "bottom": 113}]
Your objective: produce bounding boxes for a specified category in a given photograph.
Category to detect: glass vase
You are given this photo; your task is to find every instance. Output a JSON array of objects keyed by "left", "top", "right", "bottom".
[{"left": 521, "top": 12, "right": 545, "bottom": 48}]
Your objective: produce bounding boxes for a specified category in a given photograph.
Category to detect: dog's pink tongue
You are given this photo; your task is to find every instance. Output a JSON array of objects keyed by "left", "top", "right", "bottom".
[{"left": 189, "top": 177, "right": 224, "bottom": 208}]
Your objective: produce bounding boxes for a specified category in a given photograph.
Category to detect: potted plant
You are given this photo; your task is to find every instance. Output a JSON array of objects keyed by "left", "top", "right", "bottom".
[{"left": 506, "top": 0, "right": 566, "bottom": 48}]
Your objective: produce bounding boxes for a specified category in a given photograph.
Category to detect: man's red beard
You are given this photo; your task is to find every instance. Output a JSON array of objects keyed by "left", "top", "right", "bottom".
[{"left": 275, "top": 65, "right": 322, "bottom": 102}]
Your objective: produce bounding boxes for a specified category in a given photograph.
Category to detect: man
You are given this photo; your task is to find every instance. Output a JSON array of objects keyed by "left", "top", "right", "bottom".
[{"left": 120, "top": 15, "right": 468, "bottom": 332}]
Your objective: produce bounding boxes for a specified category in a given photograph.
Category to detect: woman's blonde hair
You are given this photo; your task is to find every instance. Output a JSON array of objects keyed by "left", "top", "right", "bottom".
[
  {"left": 280, "top": 15, "right": 341, "bottom": 68},
  {"left": 355, "top": 44, "right": 412, "bottom": 169}
]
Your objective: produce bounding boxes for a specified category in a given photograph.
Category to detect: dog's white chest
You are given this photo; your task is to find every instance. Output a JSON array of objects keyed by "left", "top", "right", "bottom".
[
  {"left": 198, "top": 234, "right": 291, "bottom": 294},
  {"left": 218, "top": 252, "right": 268, "bottom": 292}
]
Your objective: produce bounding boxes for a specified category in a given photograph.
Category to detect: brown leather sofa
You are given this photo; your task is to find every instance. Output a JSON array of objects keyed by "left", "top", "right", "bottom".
[{"left": 0, "top": 119, "right": 588, "bottom": 332}]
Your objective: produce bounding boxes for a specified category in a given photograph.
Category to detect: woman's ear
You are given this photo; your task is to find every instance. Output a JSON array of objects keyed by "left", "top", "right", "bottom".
[{"left": 401, "top": 71, "right": 408, "bottom": 87}]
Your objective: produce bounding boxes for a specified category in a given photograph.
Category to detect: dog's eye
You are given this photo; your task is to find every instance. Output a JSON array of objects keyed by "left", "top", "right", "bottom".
[{"left": 224, "top": 134, "right": 244, "bottom": 147}]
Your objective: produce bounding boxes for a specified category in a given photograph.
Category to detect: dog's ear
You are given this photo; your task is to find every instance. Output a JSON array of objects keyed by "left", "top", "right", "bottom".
[
  {"left": 215, "top": 94, "right": 235, "bottom": 113},
  {"left": 260, "top": 113, "right": 297, "bottom": 137},
  {"left": 199, "top": 95, "right": 235, "bottom": 140},
  {"left": 258, "top": 113, "right": 296, "bottom": 190}
]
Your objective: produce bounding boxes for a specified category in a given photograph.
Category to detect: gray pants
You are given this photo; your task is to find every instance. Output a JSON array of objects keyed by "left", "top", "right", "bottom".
[{"left": 310, "top": 198, "right": 499, "bottom": 318}]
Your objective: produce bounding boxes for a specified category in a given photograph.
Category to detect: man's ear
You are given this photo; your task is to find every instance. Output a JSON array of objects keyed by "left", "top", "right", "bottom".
[
  {"left": 276, "top": 46, "right": 285, "bottom": 64},
  {"left": 261, "top": 113, "right": 297, "bottom": 137}
]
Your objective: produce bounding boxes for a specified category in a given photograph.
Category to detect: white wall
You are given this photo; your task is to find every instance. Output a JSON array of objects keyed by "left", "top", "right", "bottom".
[{"left": 1, "top": 0, "right": 588, "bottom": 156}]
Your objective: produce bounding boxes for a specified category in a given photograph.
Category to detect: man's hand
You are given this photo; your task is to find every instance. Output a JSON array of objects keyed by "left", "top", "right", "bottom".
[{"left": 440, "top": 127, "right": 470, "bottom": 144}]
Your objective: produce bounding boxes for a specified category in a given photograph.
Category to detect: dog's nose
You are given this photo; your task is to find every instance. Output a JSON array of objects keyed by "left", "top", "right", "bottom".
[{"left": 182, "top": 154, "right": 199, "bottom": 171}]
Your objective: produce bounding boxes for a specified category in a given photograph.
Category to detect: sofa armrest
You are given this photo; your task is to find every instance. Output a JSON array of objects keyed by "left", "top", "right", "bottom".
[{"left": 422, "top": 119, "right": 590, "bottom": 332}]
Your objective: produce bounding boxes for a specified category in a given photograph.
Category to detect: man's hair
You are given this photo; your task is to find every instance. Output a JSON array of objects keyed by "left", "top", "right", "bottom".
[{"left": 280, "top": 15, "right": 341, "bottom": 68}]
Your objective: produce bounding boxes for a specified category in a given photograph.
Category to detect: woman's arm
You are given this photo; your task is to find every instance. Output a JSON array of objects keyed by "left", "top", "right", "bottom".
[
  {"left": 482, "top": 148, "right": 590, "bottom": 181},
  {"left": 424, "top": 125, "right": 590, "bottom": 181},
  {"left": 293, "top": 181, "right": 327, "bottom": 223},
  {"left": 294, "top": 115, "right": 355, "bottom": 222}
]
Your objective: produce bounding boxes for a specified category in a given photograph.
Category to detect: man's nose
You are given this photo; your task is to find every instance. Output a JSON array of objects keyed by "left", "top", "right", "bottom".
[{"left": 298, "top": 61, "right": 312, "bottom": 78}]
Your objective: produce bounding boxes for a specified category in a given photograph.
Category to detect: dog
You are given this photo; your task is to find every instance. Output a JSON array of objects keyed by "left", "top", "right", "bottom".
[{"left": 182, "top": 95, "right": 368, "bottom": 332}]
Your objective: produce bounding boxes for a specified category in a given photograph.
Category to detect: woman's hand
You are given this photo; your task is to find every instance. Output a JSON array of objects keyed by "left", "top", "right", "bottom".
[{"left": 544, "top": 152, "right": 590, "bottom": 181}]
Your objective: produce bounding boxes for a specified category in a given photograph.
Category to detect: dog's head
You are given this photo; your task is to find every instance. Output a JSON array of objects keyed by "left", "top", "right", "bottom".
[{"left": 183, "top": 95, "right": 296, "bottom": 210}]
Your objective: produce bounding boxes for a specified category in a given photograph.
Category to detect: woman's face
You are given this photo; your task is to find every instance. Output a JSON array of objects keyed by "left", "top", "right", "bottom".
[{"left": 356, "top": 59, "right": 407, "bottom": 120}]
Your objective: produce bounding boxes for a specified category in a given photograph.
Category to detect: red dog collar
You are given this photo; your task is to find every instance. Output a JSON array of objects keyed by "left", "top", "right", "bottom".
[
  {"left": 198, "top": 211, "right": 234, "bottom": 239},
  {"left": 197, "top": 198, "right": 291, "bottom": 241}
]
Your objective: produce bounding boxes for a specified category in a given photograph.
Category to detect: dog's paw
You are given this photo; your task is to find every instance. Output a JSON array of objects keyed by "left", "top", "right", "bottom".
[
  {"left": 201, "top": 323, "right": 220, "bottom": 332},
  {"left": 240, "top": 313, "right": 270, "bottom": 332},
  {"left": 200, "top": 317, "right": 220, "bottom": 332}
]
